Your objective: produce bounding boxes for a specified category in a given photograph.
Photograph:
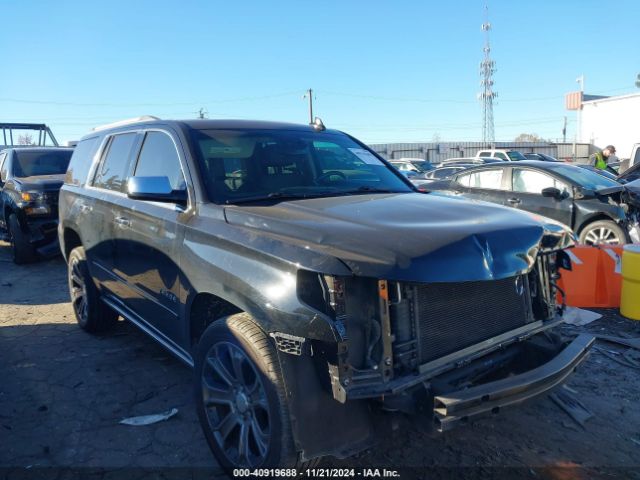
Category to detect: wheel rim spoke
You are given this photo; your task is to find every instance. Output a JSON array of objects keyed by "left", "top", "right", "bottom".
[
  {"left": 202, "top": 341, "right": 271, "bottom": 467},
  {"left": 202, "top": 376, "right": 234, "bottom": 406},
  {"left": 207, "top": 355, "right": 236, "bottom": 386},
  {"left": 231, "top": 351, "right": 247, "bottom": 385},
  {"left": 215, "top": 411, "right": 240, "bottom": 440},
  {"left": 249, "top": 412, "right": 269, "bottom": 456},
  {"left": 585, "top": 227, "right": 620, "bottom": 245},
  {"left": 237, "top": 422, "right": 251, "bottom": 466}
]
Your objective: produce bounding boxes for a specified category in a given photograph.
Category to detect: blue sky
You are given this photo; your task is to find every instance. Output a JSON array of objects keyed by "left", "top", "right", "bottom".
[{"left": 1, "top": 0, "right": 638, "bottom": 144}]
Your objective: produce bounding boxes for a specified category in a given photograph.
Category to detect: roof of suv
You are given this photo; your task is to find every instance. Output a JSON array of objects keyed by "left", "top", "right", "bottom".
[
  {"left": 86, "top": 118, "right": 341, "bottom": 138},
  {"left": 0, "top": 146, "right": 74, "bottom": 153}
]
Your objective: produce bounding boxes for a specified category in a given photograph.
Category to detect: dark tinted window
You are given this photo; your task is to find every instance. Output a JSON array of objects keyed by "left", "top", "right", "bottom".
[
  {"left": 93, "top": 133, "right": 137, "bottom": 192},
  {"left": 65, "top": 137, "right": 99, "bottom": 186},
  {"left": 506, "top": 151, "right": 527, "bottom": 161},
  {"left": 432, "top": 168, "right": 457, "bottom": 179},
  {"left": 134, "top": 131, "right": 185, "bottom": 190},
  {"left": 12, "top": 150, "right": 73, "bottom": 177},
  {"left": 189, "top": 129, "right": 411, "bottom": 204}
]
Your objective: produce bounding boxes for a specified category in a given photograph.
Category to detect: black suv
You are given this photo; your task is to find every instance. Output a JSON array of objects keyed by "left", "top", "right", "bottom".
[
  {"left": 0, "top": 147, "right": 74, "bottom": 263},
  {"left": 58, "top": 118, "right": 593, "bottom": 473}
]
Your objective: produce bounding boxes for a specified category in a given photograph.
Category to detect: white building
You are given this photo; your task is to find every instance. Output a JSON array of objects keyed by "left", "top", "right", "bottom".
[{"left": 579, "top": 92, "right": 640, "bottom": 159}]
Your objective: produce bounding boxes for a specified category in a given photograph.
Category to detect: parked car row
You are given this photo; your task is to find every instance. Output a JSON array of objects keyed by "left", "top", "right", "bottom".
[{"left": 421, "top": 160, "right": 640, "bottom": 245}]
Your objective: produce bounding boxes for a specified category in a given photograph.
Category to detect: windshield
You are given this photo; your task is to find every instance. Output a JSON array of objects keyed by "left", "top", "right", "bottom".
[
  {"left": 189, "top": 129, "right": 412, "bottom": 203},
  {"left": 13, "top": 150, "right": 73, "bottom": 177},
  {"left": 549, "top": 164, "right": 621, "bottom": 190},
  {"left": 506, "top": 151, "right": 527, "bottom": 161},
  {"left": 409, "top": 161, "right": 432, "bottom": 172}
]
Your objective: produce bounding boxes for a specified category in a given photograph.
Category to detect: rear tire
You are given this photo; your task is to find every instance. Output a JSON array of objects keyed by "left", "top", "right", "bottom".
[
  {"left": 67, "top": 246, "right": 118, "bottom": 333},
  {"left": 8, "top": 214, "right": 36, "bottom": 264},
  {"left": 578, "top": 220, "right": 627, "bottom": 245},
  {"left": 194, "top": 313, "right": 319, "bottom": 474}
]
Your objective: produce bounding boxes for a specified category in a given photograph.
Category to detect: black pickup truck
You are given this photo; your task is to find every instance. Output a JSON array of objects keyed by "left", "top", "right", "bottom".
[{"left": 0, "top": 147, "right": 74, "bottom": 263}]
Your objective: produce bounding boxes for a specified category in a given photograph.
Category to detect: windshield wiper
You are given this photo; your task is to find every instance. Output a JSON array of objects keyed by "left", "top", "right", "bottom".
[
  {"left": 226, "top": 191, "right": 335, "bottom": 204},
  {"left": 341, "top": 186, "right": 405, "bottom": 195}
]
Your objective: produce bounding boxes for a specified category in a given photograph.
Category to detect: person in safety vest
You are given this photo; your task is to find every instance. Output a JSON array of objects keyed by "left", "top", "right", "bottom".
[{"left": 590, "top": 145, "right": 616, "bottom": 170}]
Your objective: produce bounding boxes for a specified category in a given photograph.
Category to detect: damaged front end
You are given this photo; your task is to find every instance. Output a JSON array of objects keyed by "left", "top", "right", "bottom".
[{"left": 291, "top": 224, "right": 592, "bottom": 445}]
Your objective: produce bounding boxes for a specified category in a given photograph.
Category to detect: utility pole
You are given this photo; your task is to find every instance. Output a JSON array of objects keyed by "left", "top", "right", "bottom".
[
  {"left": 575, "top": 75, "right": 584, "bottom": 143},
  {"left": 478, "top": 3, "right": 497, "bottom": 145},
  {"left": 197, "top": 108, "right": 208, "bottom": 119},
  {"left": 303, "top": 89, "right": 314, "bottom": 124},
  {"left": 562, "top": 116, "right": 567, "bottom": 143}
]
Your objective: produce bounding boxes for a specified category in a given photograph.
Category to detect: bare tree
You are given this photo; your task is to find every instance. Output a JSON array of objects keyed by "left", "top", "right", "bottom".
[
  {"left": 514, "top": 133, "right": 546, "bottom": 142},
  {"left": 17, "top": 134, "right": 35, "bottom": 145}
]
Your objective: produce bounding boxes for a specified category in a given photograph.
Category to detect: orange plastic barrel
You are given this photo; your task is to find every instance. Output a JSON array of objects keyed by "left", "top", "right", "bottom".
[
  {"left": 620, "top": 244, "right": 640, "bottom": 320},
  {"left": 556, "top": 246, "right": 622, "bottom": 308}
]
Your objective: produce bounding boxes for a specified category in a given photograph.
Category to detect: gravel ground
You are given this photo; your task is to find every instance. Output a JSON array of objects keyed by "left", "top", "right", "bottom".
[{"left": 1, "top": 240, "right": 640, "bottom": 479}]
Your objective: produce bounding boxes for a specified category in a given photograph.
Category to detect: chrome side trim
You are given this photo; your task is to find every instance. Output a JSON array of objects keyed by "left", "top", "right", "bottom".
[{"left": 101, "top": 295, "right": 193, "bottom": 367}]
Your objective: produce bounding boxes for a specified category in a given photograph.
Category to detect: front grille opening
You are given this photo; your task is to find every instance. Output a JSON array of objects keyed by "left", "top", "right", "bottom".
[{"left": 404, "top": 275, "right": 534, "bottom": 364}]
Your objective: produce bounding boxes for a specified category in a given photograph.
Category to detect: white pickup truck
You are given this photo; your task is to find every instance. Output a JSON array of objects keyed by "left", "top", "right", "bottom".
[{"left": 630, "top": 143, "right": 640, "bottom": 168}]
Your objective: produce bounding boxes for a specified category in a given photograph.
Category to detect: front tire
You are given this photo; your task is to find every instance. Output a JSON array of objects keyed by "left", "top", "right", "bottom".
[
  {"left": 67, "top": 246, "right": 118, "bottom": 333},
  {"left": 194, "top": 313, "right": 308, "bottom": 473},
  {"left": 578, "top": 220, "right": 627, "bottom": 245},
  {"left": 8, "top": 213, "right": 36, "bottom": 264}
]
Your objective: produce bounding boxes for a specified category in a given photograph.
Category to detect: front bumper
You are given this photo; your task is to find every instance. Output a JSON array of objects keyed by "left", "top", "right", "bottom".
[
  {"left": 433, "top": 333, "right": 594, "bottom": 431},
  {"left": 24, "top": 216, "right": 60, "bottom": 256}
]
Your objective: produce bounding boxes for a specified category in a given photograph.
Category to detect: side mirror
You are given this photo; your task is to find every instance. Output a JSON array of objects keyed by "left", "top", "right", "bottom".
[
  {"left": 127, "top": 176, "right": 187, "bottom": 204},
  {"left": 541, "top": 187, "right": 563, "bottom": 199}
]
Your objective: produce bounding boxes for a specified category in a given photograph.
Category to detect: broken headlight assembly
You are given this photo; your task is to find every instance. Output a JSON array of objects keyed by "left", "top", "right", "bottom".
[
  {"left": 297, "top": 271, "right": 395, "bottom": 402},
  {"left": 18, "top": 191, "right": 51, "bottom": 216}
]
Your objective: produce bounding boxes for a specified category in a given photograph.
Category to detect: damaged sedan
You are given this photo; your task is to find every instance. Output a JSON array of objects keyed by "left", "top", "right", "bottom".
[
  {"left": 58, "top": 118, "right": 593, "bottom": 473},
  {"left": 422, "top": 160, "right": 640, "bottom": 245}
]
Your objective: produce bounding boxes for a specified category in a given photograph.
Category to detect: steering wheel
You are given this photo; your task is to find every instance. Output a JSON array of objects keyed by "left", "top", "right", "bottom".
[{"left": 316, "top": 170, "right": 347, "bottom": 184}]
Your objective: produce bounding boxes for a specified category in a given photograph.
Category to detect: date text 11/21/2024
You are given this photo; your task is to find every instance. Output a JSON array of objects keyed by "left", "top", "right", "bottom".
[{"left": 232, "top": 468, "right": 401, "bottom": 478}]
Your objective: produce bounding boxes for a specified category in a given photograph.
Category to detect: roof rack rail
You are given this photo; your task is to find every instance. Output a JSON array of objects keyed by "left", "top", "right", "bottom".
[{"left": 92, "top": 116, "right": 160, "bottom": 132}]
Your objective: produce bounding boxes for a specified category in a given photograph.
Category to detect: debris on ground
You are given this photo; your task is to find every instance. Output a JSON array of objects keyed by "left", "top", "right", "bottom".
[
  {"left": 563, "top": 307, "right": 602, "bottom": 326},
  {"left": 119, "top": 407, "right": 178, "bottom": 426},
  {"left": 549, "top": 387, "right": 593, "bottom": 428},
  {"left": 595, "top": 335, "right": 640, "bottom": 351},
  {"left": 593, "top": 347, "right": 640, "bottom": 369}
]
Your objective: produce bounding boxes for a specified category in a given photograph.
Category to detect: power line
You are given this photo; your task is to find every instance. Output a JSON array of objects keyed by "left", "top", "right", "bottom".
[{"left": 0, "top": 91, "right": 300, "bottom": 107}]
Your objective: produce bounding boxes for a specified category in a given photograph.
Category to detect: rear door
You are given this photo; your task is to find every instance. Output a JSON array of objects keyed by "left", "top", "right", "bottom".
[
  {"left": 0, "top": 151, "right": 8, "bottom": 231},
  {"left": 113, "top": 129, "right": 191, "bottom": 345},
  {"left": 86, "top": 132, "right": 140, "bottom": 293},
  {"left": 508, "top": 167, "right": 573, "bottom": 226},
  {"left": 452, "top": 166, "right": 510, "bottom": 206}
]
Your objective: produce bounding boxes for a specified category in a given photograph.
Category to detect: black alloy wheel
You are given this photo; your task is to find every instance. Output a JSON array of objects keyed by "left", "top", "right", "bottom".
[{"left": 201, "top": 340, "right": 271, "bottom": 467}]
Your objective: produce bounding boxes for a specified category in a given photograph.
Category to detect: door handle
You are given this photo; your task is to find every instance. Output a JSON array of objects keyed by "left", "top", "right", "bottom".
[
  {"left": 114, "top": 216, "right": 131, "bottom": 228},
  {"left": 79, "top": 204, "right": 92, "bottom": 214},
  {"left": 507, "top": 198, "right": 521, "bottom": 205}
]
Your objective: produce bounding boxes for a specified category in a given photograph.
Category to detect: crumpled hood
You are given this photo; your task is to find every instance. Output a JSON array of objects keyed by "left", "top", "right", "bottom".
[
  {"left": 15, "top": 174, "right": 65, "bottom": 191},
  {"left": 224, "top": 193, "right": 574, "bottom": 282}
]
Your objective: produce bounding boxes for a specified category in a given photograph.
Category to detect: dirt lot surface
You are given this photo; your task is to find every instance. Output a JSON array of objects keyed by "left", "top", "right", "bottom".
[{"left": 1, "top": 240, "right": 640, "bottom": 479}]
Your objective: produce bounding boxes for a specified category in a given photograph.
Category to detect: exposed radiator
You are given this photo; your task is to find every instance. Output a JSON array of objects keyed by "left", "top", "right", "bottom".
[{"left": 407, "top": 275, "right": 534, "bottom": 364}]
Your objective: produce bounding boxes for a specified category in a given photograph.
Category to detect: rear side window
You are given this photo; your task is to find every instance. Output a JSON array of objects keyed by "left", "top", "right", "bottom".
[
  {"left": 93, "top": 133, "right": 137, "bottom": 192},
  {"left": 512, "top": 169, "right": 568, "bottom": 194},
  {"left": 133, "top": 131, "right": 186, "bottom": 190},
  {"left": 65, "top": 137, "right": 99, "bottom": 186},
  {"left": 457, "top": 168, "right": 506, "bottom": 190}
]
